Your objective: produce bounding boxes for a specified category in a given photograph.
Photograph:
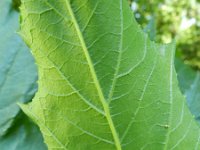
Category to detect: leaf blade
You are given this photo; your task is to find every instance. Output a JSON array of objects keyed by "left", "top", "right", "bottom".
[{"left": 20, "top": 0, "right": 200, "bottom": 149}]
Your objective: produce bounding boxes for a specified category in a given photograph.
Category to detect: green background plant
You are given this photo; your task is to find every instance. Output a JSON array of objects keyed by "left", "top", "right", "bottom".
[
  {"left": 0, "top": 0, "right": 46, "bottom": 149},
  {"left": 130, "top": 0, "right": 200, "bottom": 69}
]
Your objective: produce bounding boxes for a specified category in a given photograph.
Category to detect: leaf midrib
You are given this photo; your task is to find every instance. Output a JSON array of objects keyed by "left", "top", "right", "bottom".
[{"left": 64, "top": 1, "right": 122, "bottom": 150}]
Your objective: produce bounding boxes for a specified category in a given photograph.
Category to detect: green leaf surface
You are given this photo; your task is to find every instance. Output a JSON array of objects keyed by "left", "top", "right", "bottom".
[
  {"left": 20, "top": 0, "right": 200, "bottom": 149},
  {"left": 175, "top": 59, "right": 200, "bottom": 123},
  {"left": 0, "top": 113, "right": 47, "bottom": 150},
  {"left": 0, "top": 0, "right": 37, "bottom": 136}
]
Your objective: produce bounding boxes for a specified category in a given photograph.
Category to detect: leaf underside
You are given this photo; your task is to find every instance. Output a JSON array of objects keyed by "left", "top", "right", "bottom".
[{"left": 20, "top": 0, "right": 200, "bottom": 149}]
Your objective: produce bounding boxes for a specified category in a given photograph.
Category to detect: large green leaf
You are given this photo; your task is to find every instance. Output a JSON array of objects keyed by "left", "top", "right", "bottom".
[
  {"left": 0, "top": 0, "right": 37, "bottom": 136},
  {"left": 20, "top": 0, "right": 200, "bottom": 149},
  {"left": 175, "top": 59, "right": 200, "bottom": 123}
]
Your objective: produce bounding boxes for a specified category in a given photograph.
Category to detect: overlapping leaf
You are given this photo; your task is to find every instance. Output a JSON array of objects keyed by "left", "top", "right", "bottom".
[
  {"left": 0, "top": 113, "right": 46, "bottom": 150},
  {"left": 20, "top": 0, "right": 200, "bottom": 149},
  {"left": 0, "top": 0, "right": 37, "bottom": 136},
  {"left": 0, "top": 0, "right": 47, "bottom": 149},
  {"left": 176, "top": 59, "right": 200, "bottom": 123}
]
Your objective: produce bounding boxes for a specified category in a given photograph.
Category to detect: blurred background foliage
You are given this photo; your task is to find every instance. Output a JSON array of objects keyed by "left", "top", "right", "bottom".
[{"left": 129, "top": 0, "right": 200, "bottom": 70}]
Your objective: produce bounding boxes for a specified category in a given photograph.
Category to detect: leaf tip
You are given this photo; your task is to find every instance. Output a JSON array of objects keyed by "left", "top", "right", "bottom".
[
  {"left": 17, "top": 102, "right": 28, "bottom": 113},
  {"left": 17, "top": 102, "right": 33, "bottom": 120}
]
